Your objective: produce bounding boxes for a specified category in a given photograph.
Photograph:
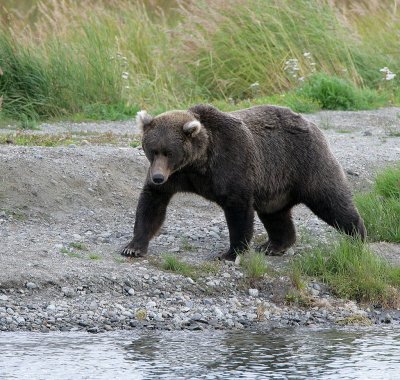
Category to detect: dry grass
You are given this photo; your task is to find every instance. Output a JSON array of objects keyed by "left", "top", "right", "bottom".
[{"left": 1, "top": 0, "right": 399, "bottom": 120}]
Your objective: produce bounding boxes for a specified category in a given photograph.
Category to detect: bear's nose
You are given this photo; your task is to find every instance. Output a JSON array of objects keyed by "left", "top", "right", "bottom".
[{"left": 152, "top": 173, "right": 165, "bottom": 184}]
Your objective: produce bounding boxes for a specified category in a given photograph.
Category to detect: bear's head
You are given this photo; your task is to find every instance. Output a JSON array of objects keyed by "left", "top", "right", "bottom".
[{"left": 136, "top": 110, "right": 209, "bottom": 185}]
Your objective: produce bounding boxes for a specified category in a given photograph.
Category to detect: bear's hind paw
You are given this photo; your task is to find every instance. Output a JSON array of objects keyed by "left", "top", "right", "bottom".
[{"left": 255, "top": 241, "right": 287, "bottom": 256}]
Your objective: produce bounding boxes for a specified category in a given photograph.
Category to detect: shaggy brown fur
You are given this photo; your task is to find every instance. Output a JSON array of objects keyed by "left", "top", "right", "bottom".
[{"left": 121, "top": 104, "right": 366, "bottom": 260}]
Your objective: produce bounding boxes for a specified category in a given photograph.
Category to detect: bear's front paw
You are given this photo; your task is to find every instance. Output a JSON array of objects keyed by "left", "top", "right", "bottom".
[{"left": 120, "top": 243, "right": 147, "bottom": 258}]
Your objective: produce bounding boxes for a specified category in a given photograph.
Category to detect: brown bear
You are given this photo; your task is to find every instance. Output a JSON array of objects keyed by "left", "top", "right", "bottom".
[{"left": 121, "top": 104, "right": 366, "bottom": 260}]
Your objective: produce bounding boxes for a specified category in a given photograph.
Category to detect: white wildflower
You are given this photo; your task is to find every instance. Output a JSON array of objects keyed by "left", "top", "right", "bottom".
[
  {"left": 122, "top": 72, "right": 129, "bottom": 80},
  {"left": 380, "top": 67, "right": 396, "bottom": 81},
  {"left": 284, "top": 58, "right": 300, "bottom": 78},
  {"left": 303, "top": 52, "right": 311, "bottom": 58}
]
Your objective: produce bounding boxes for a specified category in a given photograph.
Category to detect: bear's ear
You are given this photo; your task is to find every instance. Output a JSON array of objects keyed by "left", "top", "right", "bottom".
[
  {"left": 183, "top": 120, "right": 202, "bottom": 137},
  {"left": 136, "top": 110, "right": 153, "bottom": 132}
]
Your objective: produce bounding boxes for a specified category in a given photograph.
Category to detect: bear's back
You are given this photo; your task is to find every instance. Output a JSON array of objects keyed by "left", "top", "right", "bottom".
[{"left": 229, "top": 105, "right": 310, "bottom": 135}]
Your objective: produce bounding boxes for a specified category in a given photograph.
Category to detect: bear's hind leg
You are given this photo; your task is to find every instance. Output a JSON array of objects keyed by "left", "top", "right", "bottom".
[
  {"left": 305, "top": 192, "right": 366, "bottom": 240},
  {"left": 256, "top": 208, "right": 296, "bottom": 256}
]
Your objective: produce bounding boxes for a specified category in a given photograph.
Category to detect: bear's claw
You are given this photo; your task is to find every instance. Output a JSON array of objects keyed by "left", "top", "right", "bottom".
[{"left": 120, "top": 246, "right": 146, "bottom": 257}]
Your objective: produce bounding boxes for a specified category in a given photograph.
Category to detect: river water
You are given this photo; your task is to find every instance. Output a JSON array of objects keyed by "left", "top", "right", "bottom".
[{"left": 0, "top": 328, "right": 399, "bottom": 379}]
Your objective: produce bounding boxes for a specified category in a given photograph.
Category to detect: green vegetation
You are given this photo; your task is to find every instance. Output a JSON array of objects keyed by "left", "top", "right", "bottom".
[
  {"left": 355, "top": 164, "right": 400, "bottom": 242},
  {"left": 161, "top": 254, "right": 220, "bottom": 278},
  {"left": 89, "top": 253, "right": 101, "bottom": 260},
  {"left": 0, "top": 0, "right": 399, "bottom": 122},
  {"left": 240, "top": 250, "right": 269, "bottom": 280},
  {"left": 296, "top": 74, "right": 387, "bottom": 111},
  {"left": 293, "top": 237, "right": 400, "bottom": 307},
  {"left": 180, "top": 237, "right": 196, "bottom": 252},
  {"left": 0, "top": 131, "right": 140, "bottom": 147},
  {"left": 336, "top": 315, "right": 372, "bottom": 326},
  {"left": 69, "top": 242, "right": 87, "bottom": 251}
]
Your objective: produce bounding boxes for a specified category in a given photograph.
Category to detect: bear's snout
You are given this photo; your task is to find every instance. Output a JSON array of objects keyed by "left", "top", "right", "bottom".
[
  {"left": 152, "top": 173, "right": 165, "bottom": 184},
  {"left": 150, "top": 155, "right": 171, "bottom": 185}
]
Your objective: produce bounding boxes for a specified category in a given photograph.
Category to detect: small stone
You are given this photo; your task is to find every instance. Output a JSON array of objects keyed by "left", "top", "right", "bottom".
[
  {"left": 208, "top": 231, "right": 220, "bottom": 239},
  {"left": 312, "top": 283, "right": 321, "bottom": 291},
  {"left": 234, "top": 256, "right": 241, "bottom": 265},
  {"left": 310, "top": 288, "right": 320, "bottom": 297},
  {"left": 249, "top": 288, "right": 259, "bottom": 297},
  {"left": 26, "top": 282, "right": 37, "bottom": 290},
  {"left": 0, "top": 295, "right": 8, "bottom": 301},
  {"left": 213, "top": 306, "right": 224, "bottom": 319},
  {"left": 16, "top": 317, "right": 25, "bottom": 325},
  {"left": 191, "top": 313, "right": 203, "bottom": 321},
  {"left": 127, "top": 288, "right": 135, "bottom": 296},
  {"left": 72, "top": 234, "right": 82, "bottom": 241},
  {"left": 47, "top": 304, "right": 56, "bottom": 311},
  {"left": 286, "top": 248, "right": 295, "bottom": 256},
  {"left": 346, "top": 169, "right": 360, "bottom": 177},
  {"left": 61, "top": 287, "right": 75, "bottom": 298}
]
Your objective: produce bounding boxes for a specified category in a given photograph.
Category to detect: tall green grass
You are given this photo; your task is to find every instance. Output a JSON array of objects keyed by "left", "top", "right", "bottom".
[
  {"left": 355, "top": 164, "right": 400, "bottom": 243},
  {"left": 293, "top": 237, "right": 400, "bottom": 306},
  {"left": 0, "top": 0, "right": 399, "bottom": 121}
]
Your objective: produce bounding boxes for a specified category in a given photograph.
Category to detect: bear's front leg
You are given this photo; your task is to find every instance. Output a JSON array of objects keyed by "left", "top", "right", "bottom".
[
  {"left": 121, "top": 186, "right": 173, "bottom": 257},
  {"left": 221, "top": 205, "right": 254, "bottom": 261}
]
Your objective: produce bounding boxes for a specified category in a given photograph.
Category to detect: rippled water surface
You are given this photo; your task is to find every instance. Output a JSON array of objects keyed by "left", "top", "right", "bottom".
[{"left": 1, "top": 328, "right": 400, "bottom": 379}]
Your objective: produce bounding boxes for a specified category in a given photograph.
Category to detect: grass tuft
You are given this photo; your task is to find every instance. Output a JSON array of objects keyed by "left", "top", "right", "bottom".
[
  {"left": 240, "top": 250, "right": 269, "bottom": 280},
  {"left": 160, "top": 254, "right": 220, "bottom": 279},
  {"left": 69, "top": 242, "right": 88, "bottom": 251},
  {"left": 296, "top": 73, "right": 386, "bottom": 111},
  {"left": 293, "top": 237, "right": 400, "bottom": 306},
  {"left": 355, "top": 164, "right": 400, "bottom": 243}
]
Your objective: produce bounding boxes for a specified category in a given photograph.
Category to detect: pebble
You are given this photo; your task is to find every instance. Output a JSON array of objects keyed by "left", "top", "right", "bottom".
[
  {"left": 249, "top": 289, "right": 259, "bottom": 297},
  {"left": 26, "top": 282, "right": 37, "bottom": 290},
  {"left": 62, "top": 287, "right": 75, "bottom": 298}
]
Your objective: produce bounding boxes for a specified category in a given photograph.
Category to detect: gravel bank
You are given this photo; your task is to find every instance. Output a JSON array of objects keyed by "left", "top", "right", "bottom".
[{"left": 1, "top": 108, "right": 400, "bottom": 333}]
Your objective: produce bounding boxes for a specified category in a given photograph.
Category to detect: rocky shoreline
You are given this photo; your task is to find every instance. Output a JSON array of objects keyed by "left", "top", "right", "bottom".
[
  {"left": 2, "top": 262, "right": 398, "bottom": 333},
  {"left": 1, "top": 108, "right": 400, "bottom": 333}
]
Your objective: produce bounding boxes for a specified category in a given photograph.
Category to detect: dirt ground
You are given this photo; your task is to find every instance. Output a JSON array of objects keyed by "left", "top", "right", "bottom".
[{"left": 1, "top": 107, "right": 400, "bottom": 289}]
